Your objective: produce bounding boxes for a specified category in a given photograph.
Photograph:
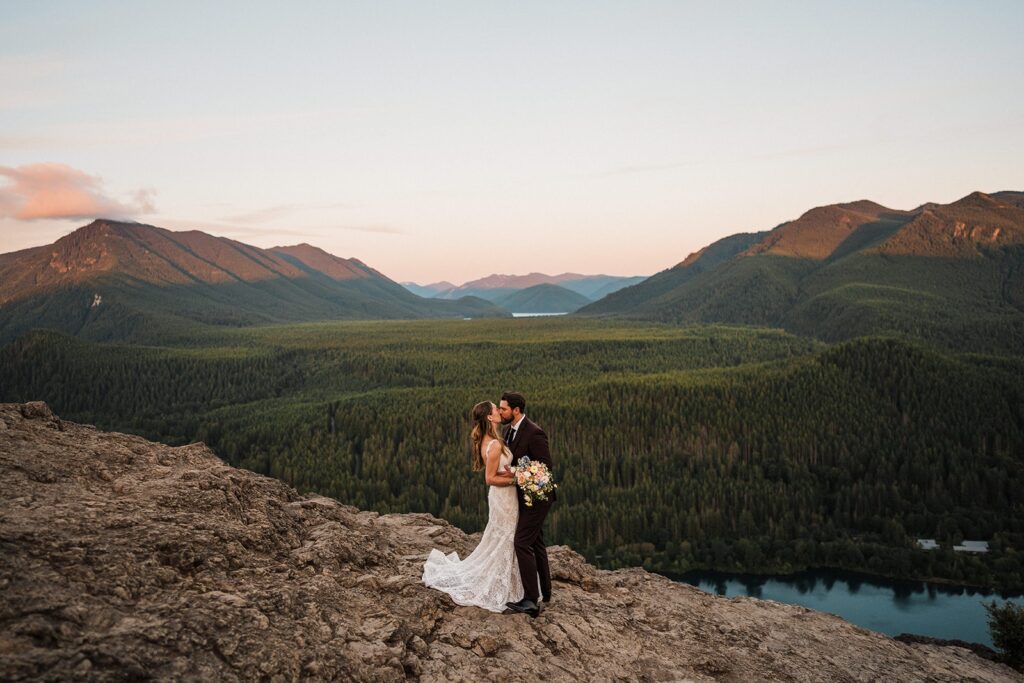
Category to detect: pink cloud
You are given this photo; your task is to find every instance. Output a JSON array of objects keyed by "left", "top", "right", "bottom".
[{"left": 0, "top": 163, "right": 155, "bottom": 221}]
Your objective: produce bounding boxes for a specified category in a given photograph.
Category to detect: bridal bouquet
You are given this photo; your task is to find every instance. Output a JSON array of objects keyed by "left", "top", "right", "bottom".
[{"left": 511, "top": 456, "right": 557, "bottom": 507}]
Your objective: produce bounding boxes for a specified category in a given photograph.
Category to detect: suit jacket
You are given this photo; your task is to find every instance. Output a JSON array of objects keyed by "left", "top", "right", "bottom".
[{"left": 504, "top": 417, "right": 557, "bottom": 503}]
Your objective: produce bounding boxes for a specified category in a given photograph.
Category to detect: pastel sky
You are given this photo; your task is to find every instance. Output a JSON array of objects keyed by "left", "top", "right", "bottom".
[{"left": 2, "top": 1, "right": 1023, "bottom": 284}]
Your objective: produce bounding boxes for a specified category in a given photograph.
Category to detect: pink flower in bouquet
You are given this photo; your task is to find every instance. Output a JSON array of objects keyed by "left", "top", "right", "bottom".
[{"left": 511, "top": 456, "right": 557, "bottom": 507}]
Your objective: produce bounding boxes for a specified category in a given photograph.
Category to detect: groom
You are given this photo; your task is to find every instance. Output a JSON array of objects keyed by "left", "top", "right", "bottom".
[{"left": 499, "top": 391, "right": 555, "bottom": 618}]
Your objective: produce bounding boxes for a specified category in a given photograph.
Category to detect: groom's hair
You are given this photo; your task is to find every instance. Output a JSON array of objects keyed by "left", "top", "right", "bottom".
[{"left": 501, "top": 391, "right": 526, "bottom": 413}]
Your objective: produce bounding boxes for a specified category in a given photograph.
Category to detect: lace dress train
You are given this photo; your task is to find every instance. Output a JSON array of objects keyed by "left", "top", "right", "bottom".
[{"left": 422, "top": 444, "right": 524, "bottom": 612}]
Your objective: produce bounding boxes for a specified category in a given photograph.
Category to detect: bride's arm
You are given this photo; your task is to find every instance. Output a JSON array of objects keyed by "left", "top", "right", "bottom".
[{"left": 484, "top": 440, "right": 515, "bottom": 487}]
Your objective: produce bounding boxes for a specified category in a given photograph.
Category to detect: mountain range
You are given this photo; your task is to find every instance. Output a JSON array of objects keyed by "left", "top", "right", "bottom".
[
  {"left": 401, "top": 272, "right": 647, "bottom": 312},
  {"left": 579, "top": 191, "right": 1024, "bottom": 353},
  {"left": 3, "top": 190, "right": 1022, "bottom": 349},
  {"left": 0, "top": 220, "right": 507, "bottom": 344},
  {"left": 492, "top": 283, "right": 593, "bottom": 314}
]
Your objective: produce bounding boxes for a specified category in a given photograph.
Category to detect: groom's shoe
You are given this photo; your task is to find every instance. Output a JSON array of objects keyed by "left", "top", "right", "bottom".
[
  {"left": 541, "top": 592, "right": 552, "bottom": 604},
  {"left": 505, "top": 599, "right": 540, "bottom": 618}
]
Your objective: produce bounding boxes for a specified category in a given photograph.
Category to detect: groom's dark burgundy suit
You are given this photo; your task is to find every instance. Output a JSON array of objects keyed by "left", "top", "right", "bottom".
[{"left": 504, "top": 416, "right": 555, "bottom": 603}]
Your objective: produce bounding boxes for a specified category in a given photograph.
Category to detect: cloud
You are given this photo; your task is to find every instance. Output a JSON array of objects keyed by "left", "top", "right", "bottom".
[
  {"left": 751, "top": 142, "right": 855, "bottom": 161},
  {"left": 141, "top": 216, "right": 399, "bottom": 242},
  {"left": 157, "top": 218, "right": 319, "bottom": 239},
  {"left": 594, "top": 161, "right": 699, "bottom": 177},
  {"left": 222, "top": 204, "right": 300, "bottom": 224},
  {"left": 221, "top": 202, "right": 357, "bottom": 225},
  {"left": 333, "top": 224, "right": 402, "bottom": 234},
  {"left": 0, "top": 109, "right": 340, "bottom": 152},
  {"left": 591, "top": 143, "right": 858, "bottom": 177},
  {"left": 0, "top": 163, "right": 156, "bottom": 221}
]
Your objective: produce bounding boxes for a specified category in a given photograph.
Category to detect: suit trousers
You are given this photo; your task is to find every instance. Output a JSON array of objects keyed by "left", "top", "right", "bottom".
[{"left": 514, "top": 498, "right": 552, "bottom": 602}]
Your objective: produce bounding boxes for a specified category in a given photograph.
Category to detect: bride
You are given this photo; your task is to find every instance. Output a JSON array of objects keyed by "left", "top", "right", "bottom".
[{"left": 422, "top": 400, "right": 524, "bottom": 612}]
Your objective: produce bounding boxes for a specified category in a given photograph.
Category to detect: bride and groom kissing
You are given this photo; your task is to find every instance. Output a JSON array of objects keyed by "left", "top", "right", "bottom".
[{"left": 422, "top": 391, "right": 555, "bottom": 618}]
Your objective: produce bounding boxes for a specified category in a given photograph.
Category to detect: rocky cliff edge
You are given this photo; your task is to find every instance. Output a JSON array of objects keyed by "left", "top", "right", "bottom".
[{"left": 1, "top": 402, "right": 1019, "bottom": 682}]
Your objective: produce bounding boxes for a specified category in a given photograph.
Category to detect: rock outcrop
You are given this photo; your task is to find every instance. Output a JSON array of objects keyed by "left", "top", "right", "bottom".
[{"left": 1, "top": 403, "right": 1019, "bottom": 682}]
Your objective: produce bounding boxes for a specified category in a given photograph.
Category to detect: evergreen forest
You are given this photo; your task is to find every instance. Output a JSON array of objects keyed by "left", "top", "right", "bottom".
[{"left": 2, "top": 317, "right": 1022, "bottom": 590}]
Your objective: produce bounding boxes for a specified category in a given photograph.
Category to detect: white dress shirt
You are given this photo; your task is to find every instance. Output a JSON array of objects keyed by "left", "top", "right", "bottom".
[{"left": 507, "top": 415, "right": 525, "bottom": 442}]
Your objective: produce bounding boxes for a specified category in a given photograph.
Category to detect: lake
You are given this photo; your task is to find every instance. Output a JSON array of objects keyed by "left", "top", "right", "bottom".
[{"left": 673, "top": 568, "right": 1023, "bottom": 648}]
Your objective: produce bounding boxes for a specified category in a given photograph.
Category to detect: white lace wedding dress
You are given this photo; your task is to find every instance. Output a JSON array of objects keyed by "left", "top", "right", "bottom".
[{"left": 422, "top": 440, "right": 524, "bottom": 612}]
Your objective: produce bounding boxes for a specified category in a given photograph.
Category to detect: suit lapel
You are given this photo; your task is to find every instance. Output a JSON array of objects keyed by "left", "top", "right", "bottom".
[{"left": 511, "top": 418, "right": 531, "bottom": 458}]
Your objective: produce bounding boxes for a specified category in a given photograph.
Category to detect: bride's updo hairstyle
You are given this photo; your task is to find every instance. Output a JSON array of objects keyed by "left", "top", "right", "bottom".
[{"left": 470, "top": 401, "right": 502, "bottom": 471}]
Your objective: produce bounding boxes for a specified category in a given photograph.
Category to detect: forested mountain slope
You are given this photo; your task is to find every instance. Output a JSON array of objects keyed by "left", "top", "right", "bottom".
[
  {"left": 579, "top": 192, "right": 1024, "bottom": 353},
  {"left": 0, "top": 220, "right": 506, "bottom": 344}
]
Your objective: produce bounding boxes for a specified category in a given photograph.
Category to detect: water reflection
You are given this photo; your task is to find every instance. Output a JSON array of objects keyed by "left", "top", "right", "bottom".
[
  {"left": 669, "top": 568, "right": 1022, "bottom": 647},
  {"left": 741, "top": 576, "right": 765, "bottom": 599},
  {"left": 794, "top": 575, "right": 811, "bottom": 594}
]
